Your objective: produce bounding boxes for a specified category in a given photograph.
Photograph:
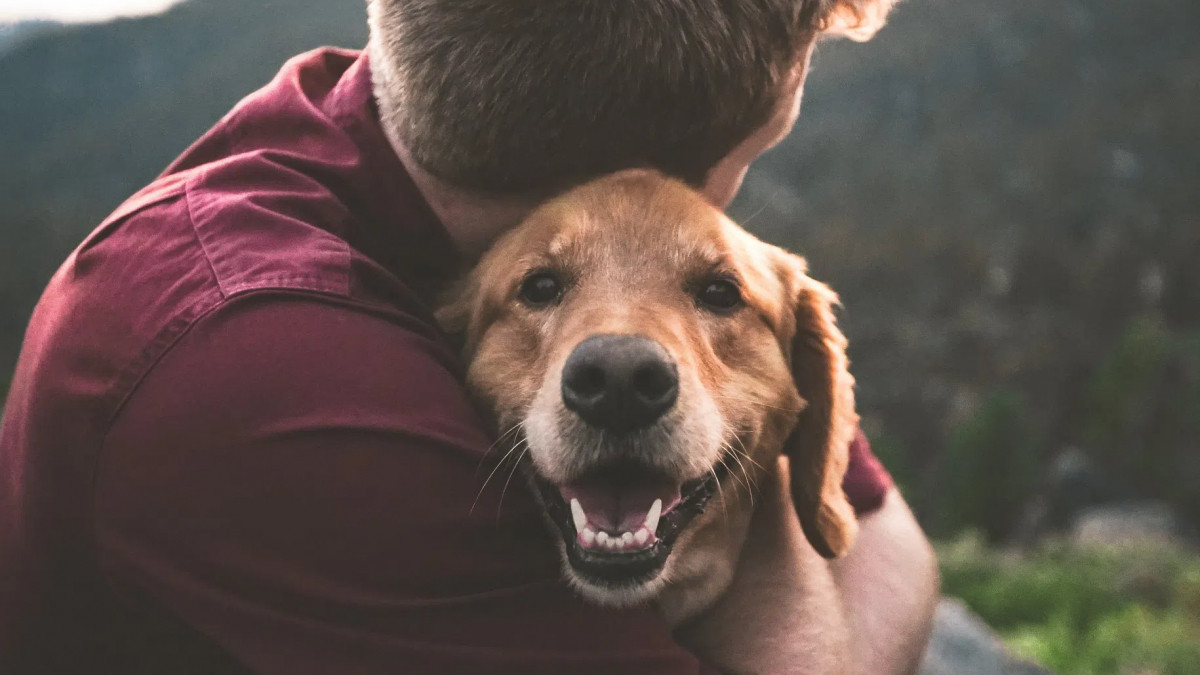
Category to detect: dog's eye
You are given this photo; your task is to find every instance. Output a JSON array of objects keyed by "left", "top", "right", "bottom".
[
  {"left": 697, "top": 279, "right": 743, "bottom": 312},
  {"left": 518, "top": 271, "right": 564, "bottom": 307}
]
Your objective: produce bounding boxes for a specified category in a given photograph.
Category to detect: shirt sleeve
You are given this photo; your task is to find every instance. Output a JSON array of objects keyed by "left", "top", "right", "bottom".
[
  {"left": 95, "top": 294, "right": 716, "bottom": 675},
  {"left": 842, "top": 428, "right": 893, "bottom": 516}
]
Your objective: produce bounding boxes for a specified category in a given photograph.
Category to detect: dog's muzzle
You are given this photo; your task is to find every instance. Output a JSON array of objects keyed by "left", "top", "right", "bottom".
[{"left": 533, "top": 334, "right": 725, "bottom": 588}]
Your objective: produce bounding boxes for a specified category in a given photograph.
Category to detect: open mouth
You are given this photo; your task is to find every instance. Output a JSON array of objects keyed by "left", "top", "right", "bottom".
[{"left": 534, "top": 459, "right": 728, "bottom": 588}]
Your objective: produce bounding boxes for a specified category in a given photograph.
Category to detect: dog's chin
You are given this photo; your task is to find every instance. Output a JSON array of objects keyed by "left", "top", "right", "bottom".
[{"left": 531, "top": 459, "right": 727, "bottom": 606}]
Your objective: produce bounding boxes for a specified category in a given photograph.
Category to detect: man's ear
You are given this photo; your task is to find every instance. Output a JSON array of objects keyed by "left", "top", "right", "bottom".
[
  {"left": 778, "top": 255, "right": 859, "bottom": 558},
  {"left": 820, "top": 0, "right": 901, "bottom": 42}
]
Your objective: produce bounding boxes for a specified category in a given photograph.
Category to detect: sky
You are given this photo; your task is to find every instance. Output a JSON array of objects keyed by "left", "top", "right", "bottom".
[{"left": 0, "top": 0, "right": 186, "bottom": 23}]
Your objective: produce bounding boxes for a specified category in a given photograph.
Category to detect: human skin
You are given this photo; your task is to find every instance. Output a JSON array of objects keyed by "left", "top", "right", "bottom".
[{"left": 385, "top": 34, "right": 939, "bottom": 675}]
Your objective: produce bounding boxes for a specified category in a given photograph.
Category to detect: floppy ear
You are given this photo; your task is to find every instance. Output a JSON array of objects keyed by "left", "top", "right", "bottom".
[
  {"left": 780, "top": 261, "right": 859, "bottom": 558},
  {"left": 820, "top": 0, "right": 901, "bottom": 42},
  {"left": 434, "top": 275, "right": 481, "bottom": 356}
]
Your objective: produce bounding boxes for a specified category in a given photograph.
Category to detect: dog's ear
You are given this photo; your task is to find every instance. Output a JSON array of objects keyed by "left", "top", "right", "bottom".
[
  {"left": 777, "top": 254, "right": 859, "bottom": 558},
  {"left": 435, "top": 275, "right": 480, "bottom": 355},
  {"left": 820, "top": 0, "right": 901, "bottom": 42}
]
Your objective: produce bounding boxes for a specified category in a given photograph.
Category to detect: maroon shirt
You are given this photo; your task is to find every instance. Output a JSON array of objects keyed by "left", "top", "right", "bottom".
[{"left": 0, "top": 49, "right": 891, "bottom": 673}]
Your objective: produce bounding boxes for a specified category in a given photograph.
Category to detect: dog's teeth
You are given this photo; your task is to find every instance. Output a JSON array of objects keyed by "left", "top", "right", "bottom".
[
  {"left": 596, "top": 531, "right": 609, "bottom": 545},
  {"left": 570, "top": 498, "right": 588, "bottom": 533},
  {"left": 621, "top": 531, "right": 634, "bottom": 545},
  {"left": 645, "top": 498, "right": 663, "bottom": 535},
  {"left": 581, "top": 527, "right": 596, "bottom": 546},
  {"left": 634, "top": 528, "right": 650, "bottom": 546}
]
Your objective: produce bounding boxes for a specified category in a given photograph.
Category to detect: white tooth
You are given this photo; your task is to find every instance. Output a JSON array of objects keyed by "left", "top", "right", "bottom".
[
  {"left": 621, "top": 531, "right": 634, "bottom": 545},
  {"left": 596, "top": 531, "right": 609, "bottom": 545},
  {"left": 570, "top": 498, "right": 587, "bottom": 533},
  {"left": 634, "top": 528, "right": 650, "bottom": 546},
  {"left": 610, "top": 537, "right": 622, "bottom": 550},
  {"left": 645, "top": 498, "right": 663, "bottom": 535},
  {"left": 581, "top": 527, "right": 596, "bottom": 546}
]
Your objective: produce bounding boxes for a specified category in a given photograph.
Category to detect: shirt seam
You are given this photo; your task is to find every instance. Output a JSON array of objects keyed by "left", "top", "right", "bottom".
[{"left": 182, "top": 174, "right": 228, "bottom": 302}]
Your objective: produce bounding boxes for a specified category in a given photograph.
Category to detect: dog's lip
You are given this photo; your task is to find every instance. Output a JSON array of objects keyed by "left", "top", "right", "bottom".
[{"left": 534, "top": 460, "right": 727, "bottom": 587}]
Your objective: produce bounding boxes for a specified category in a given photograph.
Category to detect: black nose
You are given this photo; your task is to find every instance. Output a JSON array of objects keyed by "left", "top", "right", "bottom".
[{"left": 561, "top": 335, "right": 679, "bottom": 434}]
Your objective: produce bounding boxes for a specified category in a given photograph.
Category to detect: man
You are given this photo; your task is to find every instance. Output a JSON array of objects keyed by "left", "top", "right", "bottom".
[{"left": 0, "top": 0, "right": 937, "bottom": 672}]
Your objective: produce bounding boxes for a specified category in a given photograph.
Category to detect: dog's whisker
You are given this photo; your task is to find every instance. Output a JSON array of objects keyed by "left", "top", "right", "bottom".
[
  {"left": 719, "top": 440, "right": 752, "bottom": 493},
  {"left": 723, "top": 442, "right": 756, "bottom": 508},
  {"left": 496, "top": 445, "right": 531, "bottom": 518},
  {"left": 731, "top": 433, "right": 765, "bottom": 472},
  {"left": 722, "top": 426, "right": 766, "bottom": 471},
  {"left": 722, "top": 434, "right": 759, "bottom": 508},
  {"left": 708, "top": 463, "right": 729, "bottom": 523},
  {"left": 474, "top": 423, "right": 524, "bottom": 474},
  {"left": 470, "top": 433, "right": 527, "bottom": 516}
]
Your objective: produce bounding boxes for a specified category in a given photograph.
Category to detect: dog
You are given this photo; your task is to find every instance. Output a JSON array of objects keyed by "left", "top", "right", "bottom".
[{"left": 437, "top": 169, "right": 858, "bottom": 624}]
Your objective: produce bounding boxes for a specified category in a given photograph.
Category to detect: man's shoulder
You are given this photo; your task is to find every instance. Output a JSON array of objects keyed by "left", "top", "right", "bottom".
[
  {"left": 180, "top": 152, "right": 357, "bottom": 299},
  {"left": 55, "top": 154, "right": 365, "bottom": 344},
  {"left": 17, "top": 152, "right": 428, "bottom": 434},
  {"left": 8, "top": 42, "right": 453, "bottom": 466}
]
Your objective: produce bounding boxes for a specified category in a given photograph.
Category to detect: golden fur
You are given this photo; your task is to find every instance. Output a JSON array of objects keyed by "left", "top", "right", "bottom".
[{"left": 438, "top": 169, "right": 858, "bottom": 622}]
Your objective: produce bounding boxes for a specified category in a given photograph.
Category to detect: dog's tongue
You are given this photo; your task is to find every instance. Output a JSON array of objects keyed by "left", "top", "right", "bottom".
[{"left": 559, "top": 473, "right": 682, "bottom": 533}]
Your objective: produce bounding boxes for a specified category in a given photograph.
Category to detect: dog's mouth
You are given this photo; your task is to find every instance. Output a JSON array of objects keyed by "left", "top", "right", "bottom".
[{"left": 534, "top": 459, "right": 726, "bottom": 588}]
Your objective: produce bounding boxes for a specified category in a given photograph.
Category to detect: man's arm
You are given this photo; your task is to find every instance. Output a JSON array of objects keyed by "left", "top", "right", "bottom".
[
  {"left": 831, "top": 489, "right": 940, "bottom": 675},
  {"left": 94, "top": 295, "right": 715, "bottom": 674}
]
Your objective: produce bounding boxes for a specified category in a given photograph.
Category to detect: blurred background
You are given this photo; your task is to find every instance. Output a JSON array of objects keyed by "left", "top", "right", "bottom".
[{"left": 1, "top": 0, "right": 1197, "bottom": 672}]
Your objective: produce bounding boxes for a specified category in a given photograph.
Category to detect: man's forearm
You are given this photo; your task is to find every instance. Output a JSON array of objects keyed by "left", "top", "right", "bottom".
[{"left": 831, "top": 489, "right": 940, "bottom": 675}]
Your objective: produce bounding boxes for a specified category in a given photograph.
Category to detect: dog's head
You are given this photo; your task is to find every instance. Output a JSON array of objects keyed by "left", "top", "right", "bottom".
[{"left": 439, "top": 170, "right": 857, "bottom": 605}]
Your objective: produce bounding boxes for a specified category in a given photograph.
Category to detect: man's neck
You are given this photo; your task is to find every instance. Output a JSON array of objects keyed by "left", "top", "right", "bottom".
[{"left": 384, "top": 127, "right": 535, "bottom": 262}]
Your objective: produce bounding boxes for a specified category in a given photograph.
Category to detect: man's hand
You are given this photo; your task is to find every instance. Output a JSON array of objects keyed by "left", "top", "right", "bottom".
[
  {"left": 673, "top": 459, "right": 939, "bottom": 675},
  {"left": 673, "top": 457, "right": 853, "bottom": 675}
]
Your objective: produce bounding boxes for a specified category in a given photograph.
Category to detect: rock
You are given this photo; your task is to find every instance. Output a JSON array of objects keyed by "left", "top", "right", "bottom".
[
  {"left": 1071, "top": 500, "right": 1189, "bottom": 548},
  {"left": 1016, "top": 446, "right": 1123, "bottom": 543},
  {"left": 917, "top": 598, "right": 1054, "bottom": 675}
]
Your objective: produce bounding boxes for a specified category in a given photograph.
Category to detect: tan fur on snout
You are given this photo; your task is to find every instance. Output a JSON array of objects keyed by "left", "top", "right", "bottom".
[{"left": 437, "top": 169, "right": 858, "bottom": 622}]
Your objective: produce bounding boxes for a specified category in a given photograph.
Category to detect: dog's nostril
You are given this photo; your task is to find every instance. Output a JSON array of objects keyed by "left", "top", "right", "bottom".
[
  {"left": 567, "top": 364, "right": 606, "bottom": 398},
  {"left": 561, "top": 334, "right": 678, "bottom": 434},
  {"left": 632, "top": 363, "right": 675, "bottom": 402}
]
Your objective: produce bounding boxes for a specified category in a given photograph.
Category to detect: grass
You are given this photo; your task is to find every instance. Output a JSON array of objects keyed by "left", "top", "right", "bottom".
[{"left": 937, "top": 533, "right": 1200, "bottom": 674}]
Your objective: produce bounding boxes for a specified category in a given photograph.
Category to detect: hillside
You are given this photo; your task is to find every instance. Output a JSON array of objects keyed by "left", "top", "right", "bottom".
[
  {"left": 729, "top": 0, "right": 1200, "bottom": 536},
  {"left": 1, "top": 0, "right": 1197, "bottom": 537}
]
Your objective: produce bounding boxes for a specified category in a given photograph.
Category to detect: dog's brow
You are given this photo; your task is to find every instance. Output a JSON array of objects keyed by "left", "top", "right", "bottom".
[
  {"left": 686, "top": 246, "right": 738, "bottom": 278},
  {"left": 664, "top": 233, "right": 722, "bottom": 269},
  {"left": 547, "top": 237, "right": 568, "bottom": 258}
]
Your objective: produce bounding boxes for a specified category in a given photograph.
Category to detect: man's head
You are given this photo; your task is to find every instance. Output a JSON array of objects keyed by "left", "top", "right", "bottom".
[{"left": 367, "top": 0, "right": 898, "bottom": 206}]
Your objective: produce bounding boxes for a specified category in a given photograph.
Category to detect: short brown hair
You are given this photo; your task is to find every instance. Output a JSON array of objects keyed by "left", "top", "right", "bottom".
[{"left": 367, "top": 0, "right": 830, "bottom": 196}]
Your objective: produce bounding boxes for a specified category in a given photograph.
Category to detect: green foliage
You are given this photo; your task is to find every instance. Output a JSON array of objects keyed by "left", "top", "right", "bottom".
[
  {"left": 934, "top": 390, "right": 1039, "bottom": 541},
  {"left": 1083, "top": 317, "right": 1200, "bottom": 522},
  {"left": 940, "top": 534, "right": 1200, "bottom": 674},
  {"left": 1085, "top": 316, "right": 1173, "bottom": 447}
]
